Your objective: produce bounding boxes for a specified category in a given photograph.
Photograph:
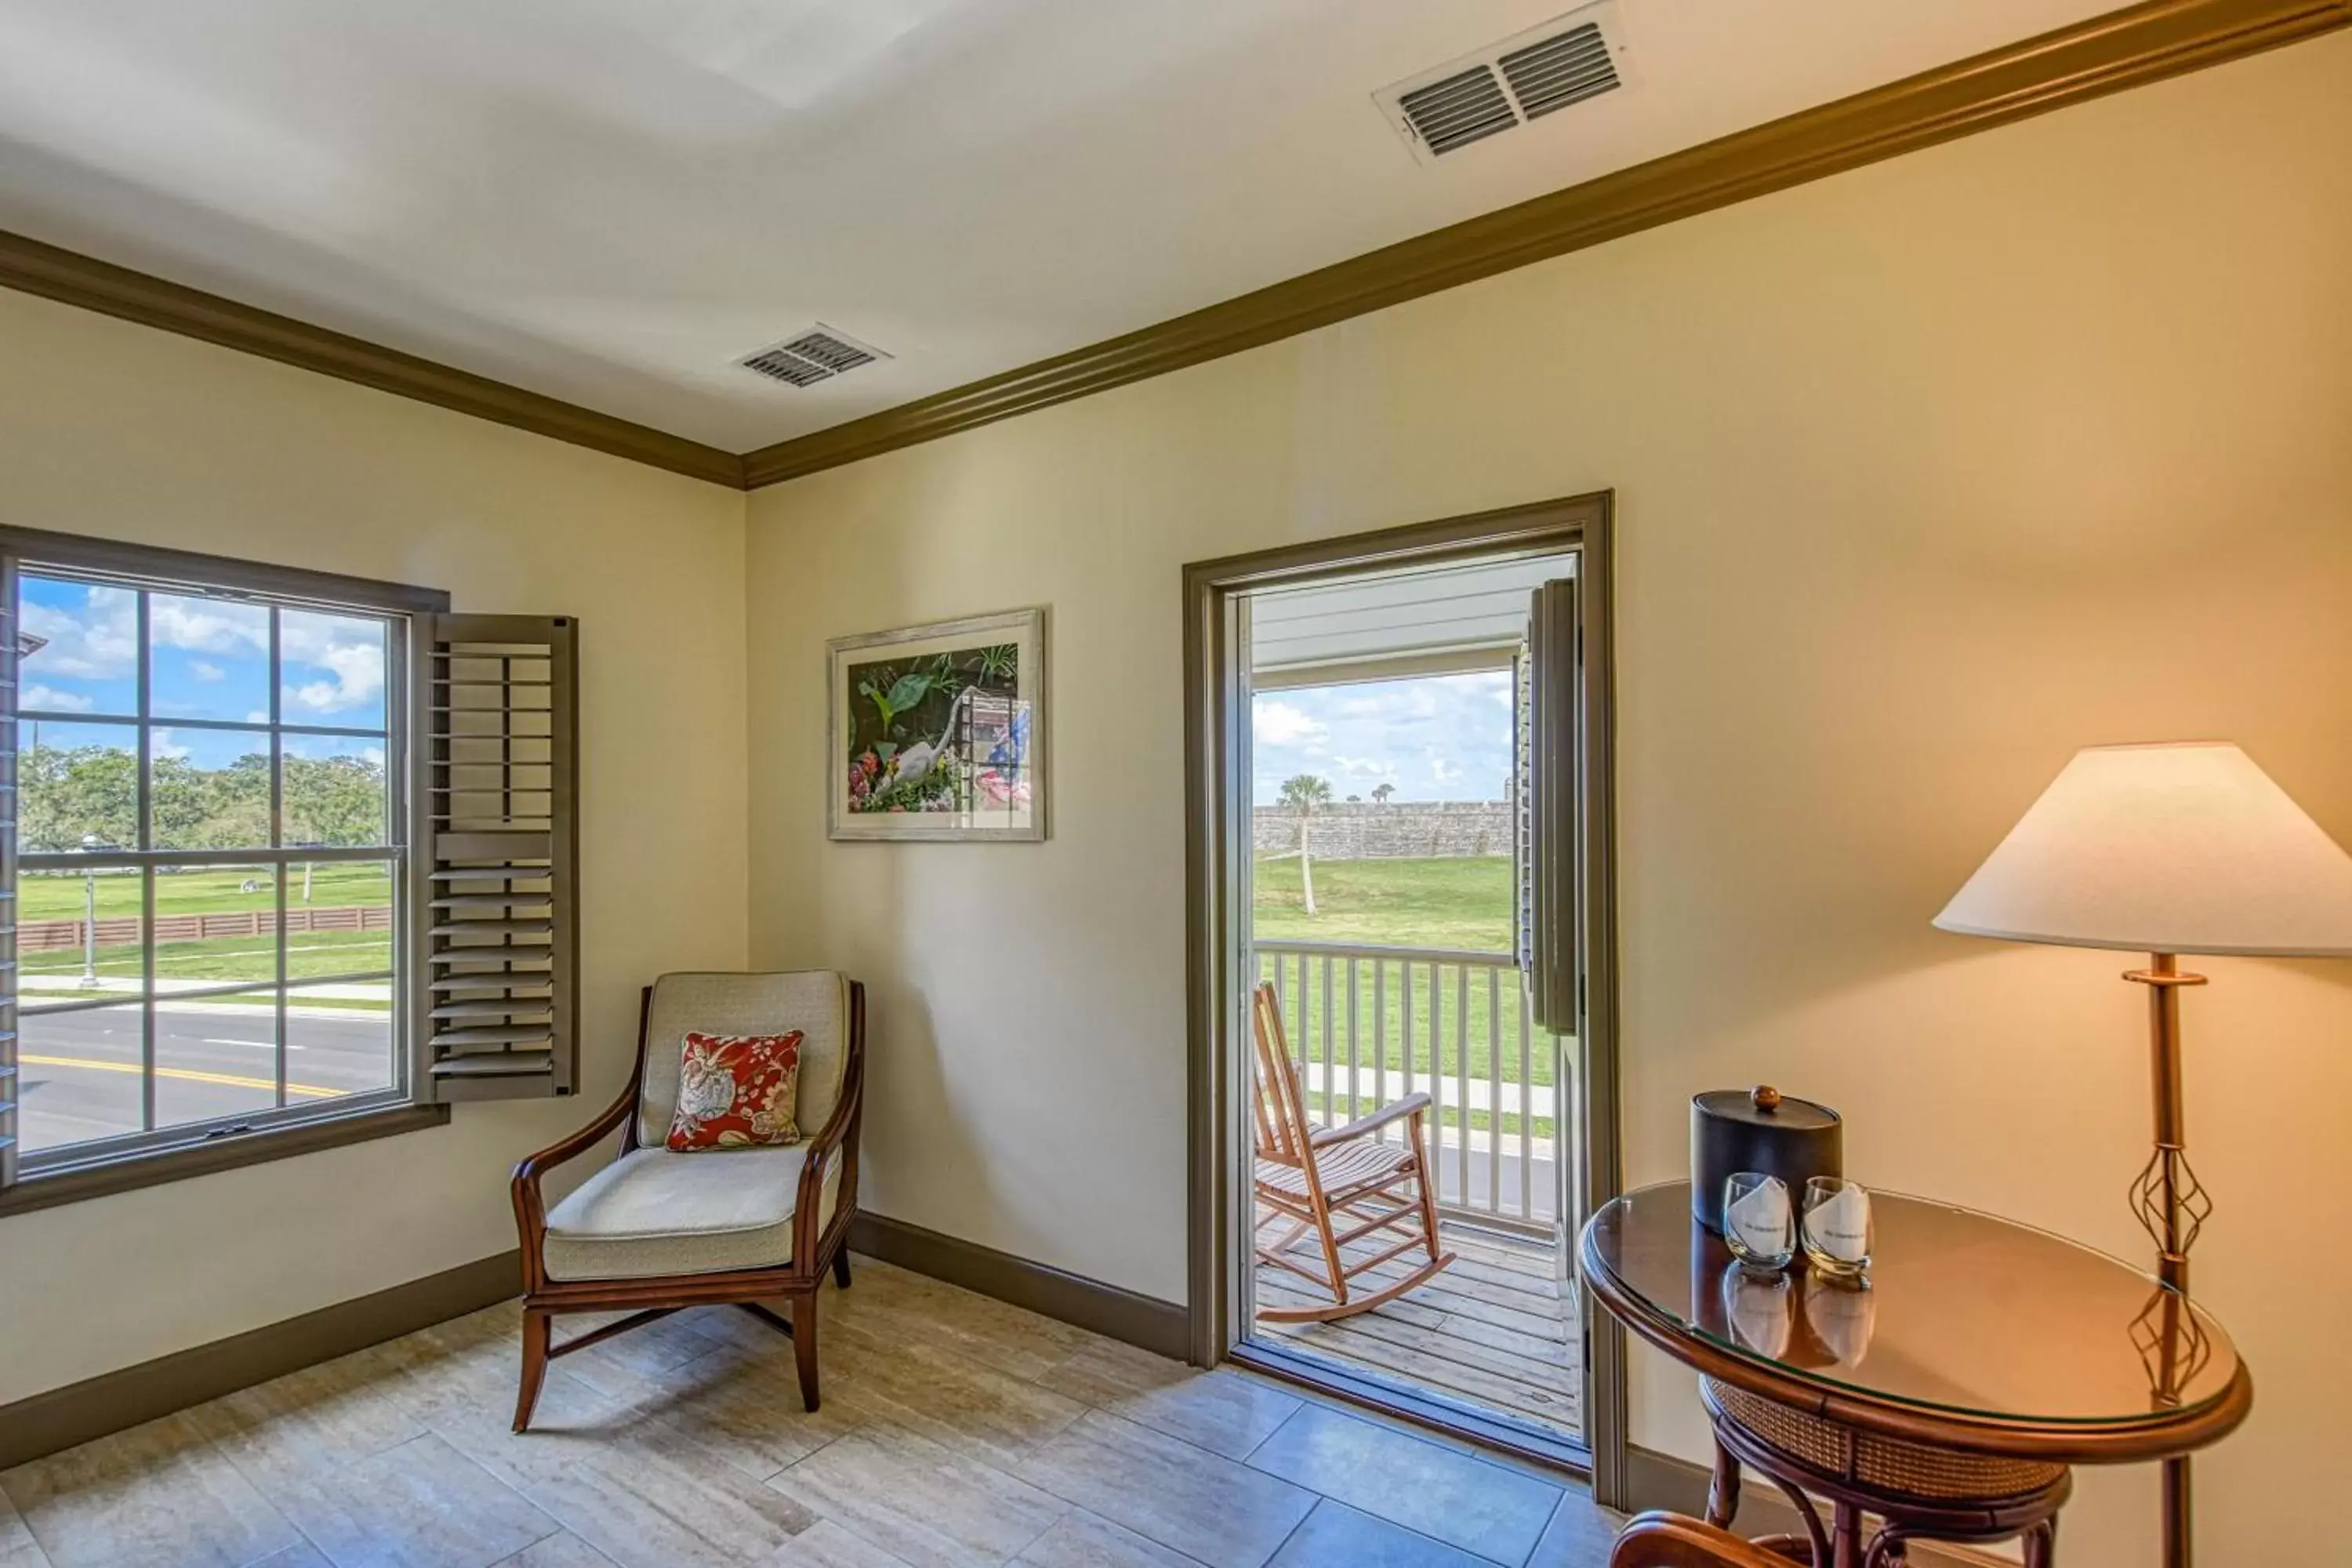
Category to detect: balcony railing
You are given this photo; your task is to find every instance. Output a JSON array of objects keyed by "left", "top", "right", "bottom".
[{"left": 1254, "top": 938, "right": 1569, "bottom": 1233}]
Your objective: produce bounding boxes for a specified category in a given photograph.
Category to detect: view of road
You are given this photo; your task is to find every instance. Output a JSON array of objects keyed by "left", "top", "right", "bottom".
[{"left": 17, "top": 1001, "right": 392, "bottom": 1154}]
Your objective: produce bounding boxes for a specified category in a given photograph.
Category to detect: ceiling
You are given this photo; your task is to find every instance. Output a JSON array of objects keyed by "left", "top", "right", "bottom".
[
  {"left": 1252, "top": 554, "right": 1575, "bottom": 680},
  {"left": 0, "top": 0, "right": 2122, "bottom": 452}
]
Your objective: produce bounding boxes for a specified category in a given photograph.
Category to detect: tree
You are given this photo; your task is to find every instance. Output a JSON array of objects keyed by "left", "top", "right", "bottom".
[
  {"left": 20, "top": 743, "right": 136, "bottom": 851},
  {"left": 1371, "top": 782, "right": 1396, "bottom": 806},
  {"left": 20, "top": 742, "right": 386, "bottom": 857},
  {"left": 1277, "top": 774, "right": 1332, "bottom": 916}
]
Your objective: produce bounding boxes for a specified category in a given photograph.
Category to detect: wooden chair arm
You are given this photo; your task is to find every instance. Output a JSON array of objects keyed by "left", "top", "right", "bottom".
[
  {"left": 1312, "top": 1092, "right": 1433, "bottom": 1147},
  {"left": 793, "top": 982, "right": 866, "bottom": 1273},
  {"left": 510, "top": 1083, "right": 637, "bottom": 1289},
  {"left": 1609, "top": 1513, "right": 1795, "bottom": 1568}
]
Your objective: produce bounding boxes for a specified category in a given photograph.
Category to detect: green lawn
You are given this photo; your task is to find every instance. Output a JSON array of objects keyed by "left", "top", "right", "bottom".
[
  {"left": 1251, "top": 854, "right": 1563, "bottom": 1142},
  {"left": 1252, "top": 853, "right": 1512, "bottom": 952},
  {"left": 18, "top": 862, "right": 391, "bottom": 921}
]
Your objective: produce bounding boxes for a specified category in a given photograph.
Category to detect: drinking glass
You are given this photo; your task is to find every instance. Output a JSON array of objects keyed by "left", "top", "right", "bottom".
[
  {"left": 1802, "top": 1176, "right": 1874, "bottom": 1283},
  {"left": 1722, "top": 1172, "right": 1795, "bottom": 1274}
]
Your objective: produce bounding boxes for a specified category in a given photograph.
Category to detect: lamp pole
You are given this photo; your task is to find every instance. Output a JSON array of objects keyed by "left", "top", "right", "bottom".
[
  {"left": 79, "top": 833, "right": 101, "bottom": 989},
  {"left": 2124, "top": 951, "right": 2209, "bottom": 1568}
]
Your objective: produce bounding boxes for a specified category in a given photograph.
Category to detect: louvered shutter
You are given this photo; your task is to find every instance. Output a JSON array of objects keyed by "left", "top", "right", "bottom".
[
  {"left": 1526, "top": 580, "right": 1579, "bottom": 1033},
  {"left": 0, "top": 554, "right": 18, "bottom": 1187},
  {"left": 411, "top": 615, "right": 579, "bottom": 1102},
  {"left": 1513, "top": 639, "right": 1534, "bottom": 977}
]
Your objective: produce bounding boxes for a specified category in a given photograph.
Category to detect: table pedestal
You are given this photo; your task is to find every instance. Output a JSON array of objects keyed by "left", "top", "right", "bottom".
[{"left": 1702, "top": 1380, "right": 2068, "bottom": 1567}]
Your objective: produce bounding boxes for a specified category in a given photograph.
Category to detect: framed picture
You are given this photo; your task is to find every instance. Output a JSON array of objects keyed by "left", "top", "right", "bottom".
[{"left": 827, "top": 607, "right": 1047, "bottom": 842}]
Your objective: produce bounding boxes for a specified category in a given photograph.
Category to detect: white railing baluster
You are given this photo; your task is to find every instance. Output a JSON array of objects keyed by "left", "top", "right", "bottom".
[
  {"left": 1345, "top": 956, "right": 1359, "bottom": 1127},
  {"left": 1374, "top": 958, "right": 1388, "bottom": 1144},
  {"left": 1401, "top": 959, "right": 1414, "bottom": 1143},
  {"left": 1428, "top": 960, "right": 1445, "bottom": 1208},
  {"left": 1519, "top": 973, "right": 1534, "bottom": 1221},
  {"left": 1487, "top": 964, "right": 1501, "bottom": 1219},
  {"left": 1319, "top": 953, "right": 1334, "bottom": 1126},
  {"left": 1454, "top": 960, "right": 1471, "bottom": 1208}
]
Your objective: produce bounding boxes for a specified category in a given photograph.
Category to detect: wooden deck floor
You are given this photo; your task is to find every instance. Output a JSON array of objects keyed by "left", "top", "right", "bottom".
[{"left": 1250, "top": 1215, "right": 1582, "bottom": 1445}]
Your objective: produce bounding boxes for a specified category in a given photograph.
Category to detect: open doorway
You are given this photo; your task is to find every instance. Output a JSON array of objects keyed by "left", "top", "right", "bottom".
[{"left": 1184, "top": 496, "right": 1621, "bottom": 1483}]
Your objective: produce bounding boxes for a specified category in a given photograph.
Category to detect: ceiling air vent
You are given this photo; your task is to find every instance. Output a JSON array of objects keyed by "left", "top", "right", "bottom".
[
  {"left": 1375, "top": 2, "right": 1633, "bottom": 163},
  {"left": 737, "top": 325, "right": 889, "bottom": 388},
  {"left": 1396, "top": 64, "right": 1519, "bottom": 158}
]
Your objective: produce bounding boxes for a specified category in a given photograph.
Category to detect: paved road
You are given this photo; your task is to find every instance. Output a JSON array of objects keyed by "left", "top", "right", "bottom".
[{"left": 16, "top": 1002, "right": 393, "bottom": 1156}]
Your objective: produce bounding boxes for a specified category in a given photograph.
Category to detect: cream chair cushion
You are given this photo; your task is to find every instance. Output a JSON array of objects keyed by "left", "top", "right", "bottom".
[
  {"left": 543, "top": 1145, "right": 843, "bottom": 1282},
  {"left": 637, "top": 971, "right": 850, "bottom": 1150}
]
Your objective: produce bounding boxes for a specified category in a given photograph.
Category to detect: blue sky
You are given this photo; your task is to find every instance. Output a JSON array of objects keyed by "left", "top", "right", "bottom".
[
  {"left": 19, "top": 575, "right": 388, "bottom": 769},
  {"left": 1252, "top": 670, "right": 1514, "bottom": 806}
]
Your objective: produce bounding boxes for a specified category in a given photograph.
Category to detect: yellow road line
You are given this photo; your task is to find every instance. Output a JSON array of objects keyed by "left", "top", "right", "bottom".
[{"left": 20, "top": 1053, "right": 343, "bottom": 1100}]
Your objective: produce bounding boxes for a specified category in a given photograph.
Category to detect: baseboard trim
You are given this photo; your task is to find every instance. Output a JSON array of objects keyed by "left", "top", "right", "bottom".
[
  {"left": 1628, "top": 1444, "right": 1997, "bottom": 1567},
  {"left": 846, "top": 1212, "right": 1189, "bottom": 1361},
  {"left": 0, "top": 1250, "right": 520, "bottom": 1469}
]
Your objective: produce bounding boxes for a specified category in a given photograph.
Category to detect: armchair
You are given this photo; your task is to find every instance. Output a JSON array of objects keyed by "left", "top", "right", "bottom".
[{"left": 510, "top": 971, "right": 865, "bottom": 1431}]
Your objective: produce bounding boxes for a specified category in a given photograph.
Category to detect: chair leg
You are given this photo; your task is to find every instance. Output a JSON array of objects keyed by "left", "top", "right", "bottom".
[
  {"left": 1308, "top": 1193, "right": 1349, "bottom": 1307},
  {"left": 793, "top": 1288, "right": 822, "bottom": 1413},
  {"left": 832, "top": 1248, "right": 852, "bottom": 1289},
  {"left": 1411, "top": 1116, "right": 1444, "bottom": 1262},
  {"left": 513, "top": 1308, "right": 552, "bottom": 1434},
  {"left": 1706, "top": 1435, "right": 1742, "bottom": 1528}
]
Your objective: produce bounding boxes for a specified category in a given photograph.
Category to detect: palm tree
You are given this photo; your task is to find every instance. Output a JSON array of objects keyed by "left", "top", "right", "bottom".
[
  {"left": 1371, "top": 782, "right": 1395, "bottom": 806},
  {"left": 1278, "top": 774, "right": 1333, "bottom": 915}
]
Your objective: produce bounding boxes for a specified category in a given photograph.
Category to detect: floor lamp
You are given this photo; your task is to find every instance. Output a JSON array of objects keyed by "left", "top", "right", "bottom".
[{"left": 1933, "top": 742, "right": 2352, "bottom": 1568}]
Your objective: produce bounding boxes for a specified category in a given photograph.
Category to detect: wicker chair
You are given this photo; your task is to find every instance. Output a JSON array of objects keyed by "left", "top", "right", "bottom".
[
  {"left": 1609, "top": 1513, "right": 1802, "bottom": 1567},
  {"left": 509, "top": 971, "right": 865, "bottom": 1430},
  {"left": 1250, "top": 981, "right": 1453, "bottom": 1322}
]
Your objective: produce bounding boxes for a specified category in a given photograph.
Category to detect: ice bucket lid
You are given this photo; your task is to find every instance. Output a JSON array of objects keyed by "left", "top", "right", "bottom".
[{"left": 1692, "top": 1084, "right": 1839, "bottom": 1133}]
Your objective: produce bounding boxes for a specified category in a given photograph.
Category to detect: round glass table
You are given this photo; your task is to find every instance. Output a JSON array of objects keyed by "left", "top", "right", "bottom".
[{"left": 1581, "top": 1182, "right": 2252, "bottom": 1567}]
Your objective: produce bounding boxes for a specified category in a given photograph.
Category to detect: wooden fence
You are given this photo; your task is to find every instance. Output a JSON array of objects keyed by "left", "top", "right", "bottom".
[{"left": 18, "top": 905, "right": 394, "bottom": 952}]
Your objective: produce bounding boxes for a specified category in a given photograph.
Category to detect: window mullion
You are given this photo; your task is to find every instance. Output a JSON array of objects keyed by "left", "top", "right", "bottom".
[
  {"left": 270, "top": 606, "right": 288, "bottom": 1109},
  {"left": 132, "top": 592, "right": 155, "bottom": 1133}
]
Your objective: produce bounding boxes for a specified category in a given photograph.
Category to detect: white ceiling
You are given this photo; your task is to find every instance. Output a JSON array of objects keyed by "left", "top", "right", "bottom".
[
  {"left": 0, "top": 0, "right": 2121, "bottom": 452},
  {"left": 1253, "top": 554, "right": 1575, "bottom": 677}
]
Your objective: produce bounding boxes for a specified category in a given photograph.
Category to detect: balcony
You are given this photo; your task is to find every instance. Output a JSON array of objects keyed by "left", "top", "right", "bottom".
[{"left": 1250, "top": 938, "right": 1581, "bottom": 1445}]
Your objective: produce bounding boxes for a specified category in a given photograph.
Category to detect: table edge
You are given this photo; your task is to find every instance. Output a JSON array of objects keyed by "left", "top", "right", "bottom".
[{"left": 1577, "top": 1207, "right": 2254, "bottom": 1465}]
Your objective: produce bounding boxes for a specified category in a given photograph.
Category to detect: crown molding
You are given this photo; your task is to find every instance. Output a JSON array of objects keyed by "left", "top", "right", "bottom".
[
  {"left": 1, "top": 0, "right": 2339, "bottom": 495},
  {"left": 0, "top": 228, "right": 746, "bottom": 489},
  {"left": 739, "top": 0, "right": 2349, "bottom": 488}
]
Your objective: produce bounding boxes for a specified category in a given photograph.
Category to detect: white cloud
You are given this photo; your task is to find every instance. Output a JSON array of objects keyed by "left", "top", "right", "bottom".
[
  {"left": 23, "top": 683, "right": 94, "bottom": 713},
  {"left": 1251, "top": 699, "right": 1327, "bottom": 747},
  {"left": 22, "top": 585, "right": 137, "bottom": 678},
  {"left": 149, "top": 596, "right": 267, "bottom": 656},
  {"left": 152, "top": 729, "right": 191, "bottom": 762},
  {"left": 1427, "top": 752, "right": 1462, "bottom": 786},
  {"left": 281, "top": 611, "right": 386, "bottom": 717},
  {"left": 190, "top": 661, "right": 225, "bottom": 681},
  {"left": 1331, "top": 753, "right": 1397, "bottom": 782}
]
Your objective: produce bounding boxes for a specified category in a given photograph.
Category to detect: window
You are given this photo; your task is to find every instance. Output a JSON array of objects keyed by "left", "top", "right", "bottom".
[
  {"left": 11, "top": 567, "right": 405, "bottom": 1165},
  {"left": 0, "top": 528, "right": 579, "bottom": 1208}
]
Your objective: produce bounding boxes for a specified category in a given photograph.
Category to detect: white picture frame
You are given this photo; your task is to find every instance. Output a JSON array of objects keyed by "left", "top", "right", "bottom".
[{"left": 826, "top": 607, "right": 1047, "bottom": 842}]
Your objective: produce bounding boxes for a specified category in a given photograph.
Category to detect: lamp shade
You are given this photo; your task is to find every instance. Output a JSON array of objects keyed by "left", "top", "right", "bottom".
[{"left": 1934, "top": 742, "right": 2352, "bottom": 956}]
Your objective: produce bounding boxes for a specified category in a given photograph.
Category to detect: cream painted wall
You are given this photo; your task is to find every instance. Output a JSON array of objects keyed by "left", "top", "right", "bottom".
[
  {"left": 745, "top": 33, "right": 2352, "bottom": 1564},
  {"left": 0, "top": 288, "right": 751, "bottom": 1404}
]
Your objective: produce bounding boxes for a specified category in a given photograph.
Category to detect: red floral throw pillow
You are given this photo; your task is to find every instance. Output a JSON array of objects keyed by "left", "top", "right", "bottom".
[{"left": 666, "top": 1030, "right": 804, "bottom": 1152}]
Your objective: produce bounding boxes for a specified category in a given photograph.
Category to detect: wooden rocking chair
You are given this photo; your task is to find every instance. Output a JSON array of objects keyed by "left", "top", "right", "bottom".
[{"left": 1252, "top": 981, "right": 1454, "bottom": 1323}]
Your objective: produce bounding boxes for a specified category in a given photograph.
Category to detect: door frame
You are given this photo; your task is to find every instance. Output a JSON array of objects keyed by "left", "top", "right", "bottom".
[{"left": 1181, "top": 492, "right": 1624, "bottom": 1494}]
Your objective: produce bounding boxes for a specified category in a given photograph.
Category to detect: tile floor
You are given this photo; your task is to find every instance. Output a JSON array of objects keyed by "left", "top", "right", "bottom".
[{"left": 1, "top": 1254, "right": 1624, "bottom": 1568}]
